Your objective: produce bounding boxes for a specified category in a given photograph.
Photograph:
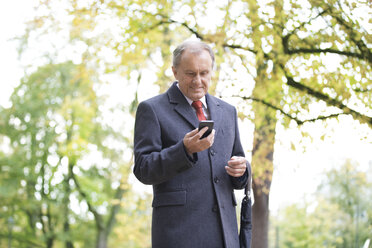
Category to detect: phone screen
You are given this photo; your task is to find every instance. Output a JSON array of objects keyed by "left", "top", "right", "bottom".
[{"left": 198, "top": 120, "right": 214, "bottom": 139}]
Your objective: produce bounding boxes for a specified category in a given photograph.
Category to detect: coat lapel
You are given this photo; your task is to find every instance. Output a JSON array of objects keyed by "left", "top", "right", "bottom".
[
  {"left": 206, "top": 93, "right": 221, "bottom": 133},
  {"left": 167, "top": 82, "right": 199, "bottom": 129},
  {"left": 167, "top": 82, "right": 222, "bottom": 131}
]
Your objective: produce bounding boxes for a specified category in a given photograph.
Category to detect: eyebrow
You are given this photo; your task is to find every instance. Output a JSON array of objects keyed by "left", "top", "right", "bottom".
[{"left": 185, "top": 69, "right": 209, "bottom": 73}]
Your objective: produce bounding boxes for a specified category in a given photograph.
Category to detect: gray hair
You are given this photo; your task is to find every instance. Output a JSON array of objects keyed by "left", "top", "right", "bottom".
[{"left": 172, "top": 40, "right": 215, "bottom": 68}]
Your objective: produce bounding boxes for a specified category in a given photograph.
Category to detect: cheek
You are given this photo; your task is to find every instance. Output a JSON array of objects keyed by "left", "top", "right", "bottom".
[
  {"left": 202, "top": 77, "right": 210, "bottom": 88},
  {"left": 177, "top": 75, "right": 186, "bottom": 84},
  {"left": 178, "top": 77, "right": 191, "bottom": 91}
]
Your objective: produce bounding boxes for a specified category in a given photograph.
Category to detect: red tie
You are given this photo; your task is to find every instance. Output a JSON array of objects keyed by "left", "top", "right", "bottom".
[{"left": 192, "top": 100, "right": 206, "bottom": 121}]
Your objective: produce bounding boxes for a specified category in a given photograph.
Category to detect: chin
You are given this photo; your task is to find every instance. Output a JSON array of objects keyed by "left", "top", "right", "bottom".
[{"left": 189, "top": 93, "right": 203, "bottom": 100}]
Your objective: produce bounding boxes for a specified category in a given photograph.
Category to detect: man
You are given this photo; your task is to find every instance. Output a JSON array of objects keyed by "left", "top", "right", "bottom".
[{"left": 133, "top": 40, "right": 250, "bottom": 248}]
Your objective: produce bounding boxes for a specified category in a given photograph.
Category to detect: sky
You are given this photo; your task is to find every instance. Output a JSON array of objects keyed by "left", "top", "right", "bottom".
[
  {"left": 1, "top": 1, "right": 372, "bottom": 214},
  {"left": 0, "top": 1, "right": 33, "bottom": 108}
]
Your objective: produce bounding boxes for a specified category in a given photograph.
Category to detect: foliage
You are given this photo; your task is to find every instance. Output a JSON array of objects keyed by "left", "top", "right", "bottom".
[
  {"left": 0, "top": 62, "right": 151, "bottom": 247},
  {"left": 270, "top": 160, "right": 371, "bottom": 248},
  {"left": 6, "top": 0, "right": 372, "bottom": 247},
  {"left": 317, "top": 159, "right": 372, "bottom": 248},
  {"left": 110, "top": 191, "right": 152, "bottom": 248},
  {"left": 20, "top": 0, "right": 371, "bottom": 180}
]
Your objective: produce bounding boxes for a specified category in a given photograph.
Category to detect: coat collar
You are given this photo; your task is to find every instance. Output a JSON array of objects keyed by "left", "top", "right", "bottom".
[
  {"left": 205, "top": 92, "right": 221, "bottom": 135},
  {"left": 167, "top": 82, "right": 221, "bottom": 130}
]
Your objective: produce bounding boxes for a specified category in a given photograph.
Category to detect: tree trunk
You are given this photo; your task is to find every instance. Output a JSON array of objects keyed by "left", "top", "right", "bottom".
[
  {"left": 251, "top": 103, "right": 276, "bottom": 248},
  {"left": 252, "top": 182, "right": 270, "bottom": 248},
  {"left": 46, "top": 238, "right": 54, "bottom": 248},
  {"left": 96, "top": 229, "right": 108, "bottom": 248},
  {"left": 64, "top": 162, "right": 74, "bottom": 248}
]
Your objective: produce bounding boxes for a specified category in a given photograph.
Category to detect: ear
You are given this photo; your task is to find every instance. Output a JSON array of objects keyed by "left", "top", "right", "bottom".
[{"left": 172, "top": 66, "right": 177, "bottom": 79}]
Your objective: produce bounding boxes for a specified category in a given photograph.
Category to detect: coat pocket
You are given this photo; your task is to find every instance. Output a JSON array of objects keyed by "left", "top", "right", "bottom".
[{"left": 152, "top": 190, "right": 187, "bottom": 208}]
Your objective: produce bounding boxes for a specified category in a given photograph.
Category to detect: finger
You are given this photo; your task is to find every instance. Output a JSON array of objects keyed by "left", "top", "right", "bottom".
[
  {"left": 202, "top": 129, "right": 215, "bottom": 148},
  {"left": 225, "top": 165, "right": 246, "bottom": 173},
  {"left": 210, "top": 129, "right": 216, "bottom": 143},
  {"left": 196, "top": 126, "right": 210, "bottom": 140},
  {"left": 228, "top": 157, "right": 246, "bottom": 166},
  {"left": 199, "top": 126, "right": 209, "bottom": 135},
  {"left": 211, "top": 129, "right": 215, "bottom": 136},
  {"left": 227, "top": 166, "right": 246, "bottom": 176},
  {"left": 187, "top": 128, "right": 199, "bottom": 137},
  {"left": 204, "top": 129, "right": 215, "bottom": 140},
  {"left": 225, "top": 166, "right": 245, "bottom": 177},
  {"left": 227, "top": 168, "right": 245, "bottom": 177},
  {"left": 228, "top": 160, "right": 246, "bottom": 168},
  {"left": 231, "top": 156, "right": 246, "bottom": 162},
  {"left": 185, "top": 129, "right": 199, "bottom": 140}
]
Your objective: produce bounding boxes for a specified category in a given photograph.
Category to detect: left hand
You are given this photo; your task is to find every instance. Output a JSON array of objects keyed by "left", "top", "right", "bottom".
[{"left": 225, "top": 156, "right": 247, "bottom": 177}]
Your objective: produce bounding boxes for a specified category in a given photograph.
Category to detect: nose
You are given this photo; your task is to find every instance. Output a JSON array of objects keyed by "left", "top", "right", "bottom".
[{"left": 192, "top": 74, "right": 201, "bottom": 84}]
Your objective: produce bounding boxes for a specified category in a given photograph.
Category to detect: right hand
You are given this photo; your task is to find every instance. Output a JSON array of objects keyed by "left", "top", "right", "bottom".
[{"left": 183, "top": 127, "right": 215, "bottom": 155}]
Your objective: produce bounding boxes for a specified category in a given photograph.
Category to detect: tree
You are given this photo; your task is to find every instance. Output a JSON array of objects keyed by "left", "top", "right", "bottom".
[
  {"left": 271, "top": 160, "right": 371, "bottom": 248},
  {"left": 0, "top": 61, "right": 141, "bottom": 248},
  {"left": 271, "top": 201, "right": 344, "bottom": 248},
  {"left": 16, "top": 0, "right": 371, "bottom": 247},
  {"left": 317, "top": 160, "right": 372, "bottom": 248}
]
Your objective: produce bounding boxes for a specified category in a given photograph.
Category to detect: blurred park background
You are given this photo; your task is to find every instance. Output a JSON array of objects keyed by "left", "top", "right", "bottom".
[{"left": 0, "top": 0, "right": 371, "bottom": 247}]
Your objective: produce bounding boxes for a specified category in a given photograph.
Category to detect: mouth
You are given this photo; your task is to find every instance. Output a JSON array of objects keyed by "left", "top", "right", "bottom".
[{"left": 191, "top": 86, "right": 204, "bottom": 90}]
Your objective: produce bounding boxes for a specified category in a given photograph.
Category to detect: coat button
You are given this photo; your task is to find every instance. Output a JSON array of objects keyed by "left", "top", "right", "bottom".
[
  {"left": 210, "top": 149, "right": 215, "bottom": 156},
  {"left": 214, "top": 177, "right": 220, "bottom": 183}
]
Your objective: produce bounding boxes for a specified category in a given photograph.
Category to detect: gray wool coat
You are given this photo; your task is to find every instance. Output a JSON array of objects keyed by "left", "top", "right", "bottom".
[{"left": 133, "top": 82, "right": 250, "bottom": 248}]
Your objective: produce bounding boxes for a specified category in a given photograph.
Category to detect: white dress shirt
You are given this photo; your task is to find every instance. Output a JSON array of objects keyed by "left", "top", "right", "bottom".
[{"left": 176, "top": 83, "right": 211, "bottom": 120}]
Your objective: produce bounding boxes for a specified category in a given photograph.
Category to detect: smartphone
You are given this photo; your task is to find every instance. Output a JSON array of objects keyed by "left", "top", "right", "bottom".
[{"left": 198, "top": 120, "right": 214, "bottom": 139}]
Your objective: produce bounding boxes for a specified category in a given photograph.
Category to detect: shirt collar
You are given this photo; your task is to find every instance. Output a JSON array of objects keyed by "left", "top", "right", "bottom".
[{"left": 176, "top": 82, "right": 207, "bottom": 109}]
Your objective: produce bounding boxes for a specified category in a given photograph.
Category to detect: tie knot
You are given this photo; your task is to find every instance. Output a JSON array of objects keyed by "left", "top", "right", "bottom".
[{"left": 192, "top": 100, "right": 203, "bottom": 109}]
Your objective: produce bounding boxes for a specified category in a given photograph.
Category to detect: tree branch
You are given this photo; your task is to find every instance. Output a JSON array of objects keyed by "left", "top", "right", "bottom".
[
  {"left": 285, "top": 47, "right": 366, "bottom": 61},
  {"left": 235, "top": 95, "right": 345, "bottom": 125},
  {"left": 353, "top": 87, "right": 371, "bottom": 93},
  {"left": 331, "top": 15, "right": 372, "bottom": 63},
  {"left": 222, "top": 43, "right": 257, "bottom": 54},
  {"left": 282, "top": 7, "right": 330, "bottom": 50},
  {"left": 132, "top": 10, "right": 205, "bottom": 40},
  {"left": 105, "top": 180, "right": 126, "bottom": 234},
  {"left": 69, "top": 164, "right": 105, "bottom": 231},
  {"left": 105, "top": 159, "right": 132, "bottom": 234},
  {"left": 285, "top": 76, "right": 372, "bottom": 128},
  {"left": 326, "top": 0, "right": 371, "bottom": 61},
  {"left": 0, "top": 233, "right": 46, "bottom": 248},
  {"left": 290, "top": 7, "right": 330, "bottom": 36},
  {"left": 281, "top": 6, "right": 371, "bottom": 64},
  {"left": 134, "top": 10, "right": 258, "bottom": 55}
]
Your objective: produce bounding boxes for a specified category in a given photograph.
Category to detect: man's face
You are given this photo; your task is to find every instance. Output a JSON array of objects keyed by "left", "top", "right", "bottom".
[{"left": 172, "top": 49, "right": 213, "bottom": 101}]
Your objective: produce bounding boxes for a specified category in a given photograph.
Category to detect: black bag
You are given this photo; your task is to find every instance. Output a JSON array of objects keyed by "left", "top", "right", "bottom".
[{"left": 239, "top": 166, "right": 252, "bottom": 248}]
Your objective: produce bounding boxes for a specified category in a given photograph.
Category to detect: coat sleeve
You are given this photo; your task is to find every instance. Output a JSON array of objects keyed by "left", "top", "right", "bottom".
[
  {"left": 229, "top": 107, "right": 250, "bottom": 189},
  {"left": 133, "top": 101, "right": 196, "bottom": 185}
]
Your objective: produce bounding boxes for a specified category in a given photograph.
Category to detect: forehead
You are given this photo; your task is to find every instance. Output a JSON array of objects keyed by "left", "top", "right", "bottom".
[{"left": 179, "top": 49, "right": 213, "bottom": 69}]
